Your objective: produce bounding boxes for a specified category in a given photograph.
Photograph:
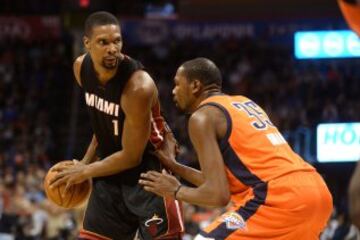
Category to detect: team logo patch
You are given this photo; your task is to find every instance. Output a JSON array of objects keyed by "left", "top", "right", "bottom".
[
  {"left": 222, "top": 212, "right": 247, "bottom": 230},
  {"left": 144, "top": 214, "right": 164, "bottom": 237},
  {"left": 145, "top": 214, "right": 164, "bottom": 227}
]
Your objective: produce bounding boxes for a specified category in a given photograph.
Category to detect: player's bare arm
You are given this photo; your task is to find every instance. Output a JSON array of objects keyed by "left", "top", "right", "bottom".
[
  {"left": 50, "top": 70, "right": 157, "bottom": 190},
  {"left": 73, "top": 54, "right": 86, "bottom": 86},
  {"left": 80, "top": 135, "right": 99, "bottom": 165},
  {"left": 349, "top": 160, "right": 360, "bottom": 228},
  {"left": 154, "top": 132, "right": 205, "bottom": 187},
  {"left": 141, "top": 106, "right": 231, "bottom": 207}
]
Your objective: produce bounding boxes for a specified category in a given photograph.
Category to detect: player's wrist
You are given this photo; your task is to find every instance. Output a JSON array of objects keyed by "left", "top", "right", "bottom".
[
  {"left": 174, "top": 184, "right": 182, "bottom": 200},
  {"left": 170, "top": 160, "right": 181, "bottom": 172},
  {"left": 82, "top": 165, "right": 93, "bottom": 179},
  {"left": 80, "top": 156, "right": 91, "bottom": 165}
]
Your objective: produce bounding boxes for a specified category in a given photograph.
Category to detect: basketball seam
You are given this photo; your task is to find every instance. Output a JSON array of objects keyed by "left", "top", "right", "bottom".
[
  {"left": 57, "top": 185, "right": 63, "bottom": 206},
  {"left": 66, "top": 185, "right": 76, "bottom": 208}
]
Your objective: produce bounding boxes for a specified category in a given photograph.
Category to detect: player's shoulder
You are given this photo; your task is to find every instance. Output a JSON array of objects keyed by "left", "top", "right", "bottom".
[
  {"left": 190, "top": 104, "right": 223, "bottom": 129},
  {"left": 73, "top": 54, "right": 87, "bottom": 86},
  {"left": 74, "top": 54, "right": 86, "bottom": 69},
  {"left": 123, "top": 69, "right": 157, "bottom": 101}
]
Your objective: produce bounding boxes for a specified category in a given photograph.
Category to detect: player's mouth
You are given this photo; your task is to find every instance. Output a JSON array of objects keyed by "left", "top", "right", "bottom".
[{"left": 104, "top": 56, "right": 117, "bottom": 63}]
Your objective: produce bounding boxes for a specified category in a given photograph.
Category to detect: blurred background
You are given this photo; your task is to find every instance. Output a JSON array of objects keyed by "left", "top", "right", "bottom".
[{"left": 0, "top": 0, "right": 360, "bottom": 239}]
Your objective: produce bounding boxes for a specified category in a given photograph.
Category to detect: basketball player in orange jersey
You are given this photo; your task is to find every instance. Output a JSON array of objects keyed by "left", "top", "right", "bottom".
[
  {"left": 339, "top": 0, "right": 360, "bottom": 229},
  {"left": 139, "top": 57, "right": 333, "bottom": 239},
  {"left": 49, "top": 12, "right": 183, "bottom": 239}
]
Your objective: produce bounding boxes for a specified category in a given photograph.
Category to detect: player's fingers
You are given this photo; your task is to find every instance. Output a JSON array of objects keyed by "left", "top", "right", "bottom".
[
  {"left": 143, "top": 186, "right": 155, "bottom": 193},
  {"left": 51, "top": 165, "right": 71, "bottom": 172},
  {"left": 141, "top": 173, "right": 157, "bottom": 182},
  {"left": 140, "top": 171, "right": 161, "bottom": 180},
  {"left": 139, "top": 179, "right": 156, "bottom": 188},
  {"left": 162, "top": 169, "right": 171, "bottom": 176},
  {"left": 148, "top": 170, "right": 162, "bottom": 177},
  {"left": 63, "top": 181, "right": 73, "bottom": 196},
  {"left": 146, "top": 171, "right": 163, "bottom": 180},
  {"left": 49, "top": 172, "right": 65, "bottom": 185},
  {"left": 50, "top": 176, "right": 67, "bottom": 189}
]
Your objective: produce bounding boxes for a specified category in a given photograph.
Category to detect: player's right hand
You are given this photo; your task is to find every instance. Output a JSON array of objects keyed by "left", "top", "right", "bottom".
[
  {"left": 153, "top": 131, "right": 179, "bottom": 169},
  {"left": 51, "top": 159, "right": 80, "bottom": 172}
]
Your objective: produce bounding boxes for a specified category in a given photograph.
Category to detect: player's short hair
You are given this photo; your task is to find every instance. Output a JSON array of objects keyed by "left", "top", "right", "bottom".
[
  {"left": 84, "top": 11, "right": 120, "bottom": 37},
  {"left": 181, "top": 58, "right": 222, "bottom": 87}
]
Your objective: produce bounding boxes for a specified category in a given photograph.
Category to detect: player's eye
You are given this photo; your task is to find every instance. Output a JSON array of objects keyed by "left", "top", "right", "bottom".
[{"left": 99, "top": 40, "right": 107, "bottom": 45}]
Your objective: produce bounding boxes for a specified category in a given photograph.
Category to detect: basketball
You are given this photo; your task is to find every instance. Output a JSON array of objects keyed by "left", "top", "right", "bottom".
[{"left": 43, "top": 160, "right": 92, "bottom": 209}]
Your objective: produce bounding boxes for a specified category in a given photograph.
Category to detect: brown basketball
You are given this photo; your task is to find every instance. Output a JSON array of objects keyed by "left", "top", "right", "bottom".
[{"left": 43, "top": 160, "right": 92, "bottom": 209}]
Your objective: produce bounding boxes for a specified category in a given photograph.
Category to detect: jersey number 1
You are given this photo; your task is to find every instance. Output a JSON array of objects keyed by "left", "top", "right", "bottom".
[{"left": 112, "top": 120, "right": 119, "bottom": 136}]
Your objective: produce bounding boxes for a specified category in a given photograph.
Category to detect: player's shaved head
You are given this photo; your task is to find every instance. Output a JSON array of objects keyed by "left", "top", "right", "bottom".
[
  {"left": 84, "top": 11, "right": 120, "bottom": 37},
  {"left": 180, "top": 57, "right": 222, "bottom": 88}
]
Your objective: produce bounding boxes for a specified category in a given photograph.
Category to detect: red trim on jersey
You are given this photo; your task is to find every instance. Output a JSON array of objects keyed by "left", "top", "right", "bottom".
[
  {"left": 150, "top": 101, "right": 166, "bottom": 149},
  {"left": 79, "top": 229, "right": 112, "bottom": 240},
  {"left": 155, "top": 181, "right": 184, "bottom": 239}
]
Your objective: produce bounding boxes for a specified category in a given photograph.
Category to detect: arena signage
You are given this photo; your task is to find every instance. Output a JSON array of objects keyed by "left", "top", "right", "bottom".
[
  {"left": 317, "top": 123, "right": 360, "bottom": 162},
  {"left": 295, "top": 30, "right": 360, "bottom": 59}
]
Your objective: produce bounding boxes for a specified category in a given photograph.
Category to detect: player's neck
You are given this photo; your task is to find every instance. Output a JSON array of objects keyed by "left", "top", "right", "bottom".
[
  {"left": 94, "top": 64, "right": 118, "bottom": 84},
  {"left": 188, "top": 87, "right": 222, "bottom": 113}
]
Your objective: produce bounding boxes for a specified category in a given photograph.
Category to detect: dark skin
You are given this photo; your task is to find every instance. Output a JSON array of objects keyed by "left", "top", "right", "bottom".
[
  {"left": 50, "top": 24, "right": 159, "bottom": 193},
  {"left": 349, "top": 161, "right": 360, "bottom": 228},
  {"left": 139, "top": 66, "right": 231, "bottom": 208}
]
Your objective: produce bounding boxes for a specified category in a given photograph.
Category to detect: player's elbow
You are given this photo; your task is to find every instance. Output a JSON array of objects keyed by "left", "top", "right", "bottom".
[
  {"left": 129, "top": 155, "right": 143, "bottom": 168},
  {"left": 202, "top": 182, "right": 230, "bottom": 207},
  {"left": 212, "top": 190, "right": 231, "bottom": 207},
  {"left": 122, "top": 151, "right": 143, "bottom": 169}
]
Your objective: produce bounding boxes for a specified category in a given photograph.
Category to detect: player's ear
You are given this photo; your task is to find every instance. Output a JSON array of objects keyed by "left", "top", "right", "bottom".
[
  {"left": 191, "top": 79, "right": 202, "bottom": 95},
  {"left": 83, "top": 36, "right": 90, "bottom": 51}
]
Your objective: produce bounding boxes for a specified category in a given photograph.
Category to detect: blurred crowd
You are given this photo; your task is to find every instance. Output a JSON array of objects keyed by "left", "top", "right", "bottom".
[
  {"left": 1, "top": 31, "right": 360, "bottom": 239},
  {"left": 0, "top": 36, "right": 76, "bottom": 239}
]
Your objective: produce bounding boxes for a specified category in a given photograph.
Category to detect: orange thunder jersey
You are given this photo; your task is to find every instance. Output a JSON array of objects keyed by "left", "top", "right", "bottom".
[{"left": 199, "top": 95, "right": 315, "bottom": 203}]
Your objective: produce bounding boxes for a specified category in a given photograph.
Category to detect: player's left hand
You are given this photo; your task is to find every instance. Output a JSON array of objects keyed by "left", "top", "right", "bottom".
[
  {"left": 139, "top": 169, "right": 180, "bottom": 198},
  {"left": 49, "top": 161, "right": 89, "bottom": 195},
  {"left": 153, "top": 131, "right": 179, "bottom": 170}
]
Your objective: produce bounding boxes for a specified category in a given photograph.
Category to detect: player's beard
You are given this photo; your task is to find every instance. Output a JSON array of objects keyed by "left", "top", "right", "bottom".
[
  {"left": 174, "top": 99, "right": 188, "bottom": 114},
  {"left": 102, "top": 57, "right": 119, "bottom": 70}
]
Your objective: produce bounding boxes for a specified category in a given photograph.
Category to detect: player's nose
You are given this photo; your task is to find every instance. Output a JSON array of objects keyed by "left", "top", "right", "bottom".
[{"left": 107, "top": 43, "right": 118, "bottom": 54}]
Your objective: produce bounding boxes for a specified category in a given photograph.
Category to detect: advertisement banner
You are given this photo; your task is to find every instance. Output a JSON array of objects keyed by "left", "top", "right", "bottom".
[
  {"left": 122, "top": 18, "right": 348, "bottom": 45},
  {"left": 317, "top": 123, "right": 360, "bottom": 162},
  {"left": 295, "top": 30, "right": 360, "bottom": 59},
  {"left": 122, "top": 20, "right": 255, "bottom": 45}
]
